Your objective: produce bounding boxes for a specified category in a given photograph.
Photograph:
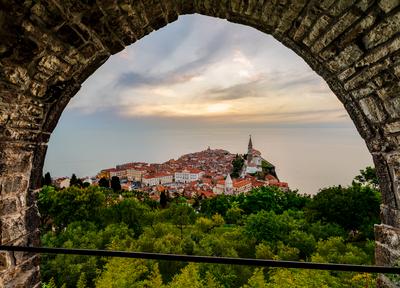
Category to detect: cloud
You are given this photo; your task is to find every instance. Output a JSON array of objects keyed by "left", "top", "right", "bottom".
[
  {"left": 67, "top": 14, "right": 345, "bottom": 126},
  {"left": 114, "top": 23, "right": 233, "bottom": 90},
  {"left": 116, "top": 70, "right": 201, "bottom": 88},
  {"left": 205, "top": 77, "right": 266, "bottom": 100}
]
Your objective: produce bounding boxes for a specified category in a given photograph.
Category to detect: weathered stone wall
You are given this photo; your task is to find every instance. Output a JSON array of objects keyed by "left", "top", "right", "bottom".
[{"left": 0, "top": 1, "right": 399, "bottom": 287}]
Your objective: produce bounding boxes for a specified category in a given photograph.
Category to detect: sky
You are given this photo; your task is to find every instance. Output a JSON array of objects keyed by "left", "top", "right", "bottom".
[{"left": 43, "top": 14, "right": 373, "bottom": 194}]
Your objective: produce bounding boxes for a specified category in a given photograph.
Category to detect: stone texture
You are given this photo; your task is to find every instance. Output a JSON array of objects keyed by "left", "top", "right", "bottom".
[{"left": 0, "top": 0, "right": 399, "bottom": 287}]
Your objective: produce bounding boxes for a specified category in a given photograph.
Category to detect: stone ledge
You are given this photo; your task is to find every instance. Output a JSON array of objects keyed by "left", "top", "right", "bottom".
[
  {"left": 0, "top": 257, "right": 40, "bottom": 288},
  {"left": 378, "top": 274, "right": 400, "bottom": 288},
  {"left": 381, "top": 205, "right": 400, "bottom": 228},
  {"left": 375, "top": 224, "right": 400, "bottom": 267}
]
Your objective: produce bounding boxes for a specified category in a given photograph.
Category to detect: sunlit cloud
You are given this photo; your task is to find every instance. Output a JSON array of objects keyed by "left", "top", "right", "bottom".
[{"left": 68, "top": 14, "right": 344, "bottom": 125}]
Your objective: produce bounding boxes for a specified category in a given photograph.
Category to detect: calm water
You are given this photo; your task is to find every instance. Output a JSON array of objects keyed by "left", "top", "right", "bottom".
[{"left": 44, "top": 111, "right": 372, "bottom": 195}]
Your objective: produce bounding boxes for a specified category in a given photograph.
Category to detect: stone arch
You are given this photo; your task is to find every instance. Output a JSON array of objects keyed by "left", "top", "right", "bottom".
[{"left": 0, "top": 1, "right": 399, "bottom": 287}]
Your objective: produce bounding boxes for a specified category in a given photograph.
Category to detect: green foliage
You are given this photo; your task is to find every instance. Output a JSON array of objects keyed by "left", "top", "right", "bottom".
[
  {"left": 160, "top": 190, "right": 168, "bottom": 208},
  {"left": 225, "top": 206, "right": 244, "bottom": 224},
  {"left": 70, "top": 173, "right": 83, "bottom": 187},
  {"left": 96, "top": 259, "right": 162, "bottom": 288},
  {"left": 238, "top": 187, "right": 288, "bottom": 214},
  {"left": 38, "top": 186, "right": 106, "bottom": 229},
  {"left": 200, "top": 194, "right": 233, "bottom": 216},
  {"left": 110, "top": 176, "right": 121, "bottom": 192},
  {"left": 305, "top": 184, "right": 381, "bottom": 238},
  {"left": 38, "top": 169, "right": 378, "bottom": 288},
  {"left": 231, "top": 155, "right": 245, "bottom": 178},
  {"left": 100, "top": 198, "right": 151, "bottom": 236},
  {"left": 312, "top": 237, "right": 371, "bottom": 265},
  {"left": 42, "top": 278, "right": 57, "bottom": 288},
  {"left": 77, "top": 273, "right": 87, "bottom": 288},
  {"left": 353, "top": 166, "right": 378, "bottom": 188},
  {"left": 41, "top": 221, "right": 135, "bottom": 288},
  {"left": 244, "top": 210, "right": 302, "bottom": 244},
  {"left": 242, "top": 268, "right": 267, "bottom": 288},
  {"left": 168, "top": 264, "right": 203, "bottom": 288},
  {"left": 98, "top": 177, "right": 109, "bottom": 188},
  {"left": 264, "top": 268, "right": 341, "bottom": 288},
  {"left": 43, "top": 172, "right": 52, "bottom": 186},
  {"left": 200, "top": 186, "right": 310, "bottom": 217},
  {"left": 255, "top": 243, "right": 274, "bottom": 260}
]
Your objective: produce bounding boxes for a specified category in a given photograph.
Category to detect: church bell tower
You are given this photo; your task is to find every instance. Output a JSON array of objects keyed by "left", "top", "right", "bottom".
[{"left": 247, "top": 135, "right": 253, "bottom": 164}]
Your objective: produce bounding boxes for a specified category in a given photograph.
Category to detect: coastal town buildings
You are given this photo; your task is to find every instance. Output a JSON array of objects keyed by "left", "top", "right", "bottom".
[{"left": 93, "top": 136, "right": 289, "bottom": 198}]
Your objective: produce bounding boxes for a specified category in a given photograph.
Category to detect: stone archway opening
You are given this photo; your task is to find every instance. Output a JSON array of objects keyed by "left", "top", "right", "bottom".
[
  {"left": 0, "top": 1, "right": 399, "bottom": 287},
  {"left": 43, "top": 13, "right": 372, "bottom": 198}
]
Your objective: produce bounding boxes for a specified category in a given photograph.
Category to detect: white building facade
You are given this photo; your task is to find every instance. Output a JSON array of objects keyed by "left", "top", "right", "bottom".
[
  {"left": 143, "top": 173, "right": 173, "bottom": 186},
  {"left": 174, "top": 169, "right": 204, "bottom": 183}
]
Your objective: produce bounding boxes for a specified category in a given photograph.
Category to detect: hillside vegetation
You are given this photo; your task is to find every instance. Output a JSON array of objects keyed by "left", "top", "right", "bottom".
[{"left": 40, "top": 168, "right": 381, "bottom": 288}]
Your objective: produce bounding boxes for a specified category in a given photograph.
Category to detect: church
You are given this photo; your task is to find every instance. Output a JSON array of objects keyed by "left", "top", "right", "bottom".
[
  {"left": 242, "top": 135, "right": 263, "bottom": 175},
  {"left": 240, "top": 135, "right": 279, "bottom": 179},
  {"left": 214, "top": 136, "right": 281, "bottom": 195}
]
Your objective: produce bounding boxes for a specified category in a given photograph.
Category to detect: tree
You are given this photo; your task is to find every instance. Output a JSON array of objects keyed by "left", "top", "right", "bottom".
[
  {"left": 98, "top": 177, "right": 110, "bottom": 188},
  {"left": 169, "top": 204, "right": 196, "bottom": 239},
  {"left": 305, "top": 184, "right": 381, "bottom": 238},
  {"left": 96, "top": 258, "right": 162, "bottom": 288},
  {"left": 110, "top": 176, "right": 121, "bottom": 192},
  {"left": 264, "top": 268, "right": 341, "bottom": 288},
  {"left": 353, "top": 166, "right": 379, "bottom": 189},
  {"left": 237, "top": 186, "right": 288, "bottom": 215},
  {"left": 312, "top": 237, "right": 371, "bottom": 265},
  {"left": 167, "top": 264, "right": 202, "bottom": 288},
  {"left": 42, "top": 278, "right": 58, "bottom": 288},
  {"left": 43, "top": 172, "right": 52, "bottom": 186},
  {"left": 38, "top": 186, "right": 106, "bottom": 229},
  {"left": 244, "top": 210, "right": 293, "bottom": 243},
  {"left": 76, "top": 273, "right": 87, "bottom": 288},
  {"left": 70, "top": 173, "right": 79, "bottom": 187},
  {"left": 242, "top": 268, "right": 267, "bottom": 288},
  {"left": 231, "top": 154, "right": 244, "bottom": 178},
  {"left": 225, "top": 206, "right": 244, "bottom": 224},
  {"left": 160, "top": 190, "right": 168, "bottom": 208},
  {"left": 200, "top": 195, "right": 233, "bottom": 216}
]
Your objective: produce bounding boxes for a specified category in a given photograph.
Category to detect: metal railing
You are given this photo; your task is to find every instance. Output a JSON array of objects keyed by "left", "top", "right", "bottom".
[{"left": 1, "top": 245, "right": 399, "bottom": 274}]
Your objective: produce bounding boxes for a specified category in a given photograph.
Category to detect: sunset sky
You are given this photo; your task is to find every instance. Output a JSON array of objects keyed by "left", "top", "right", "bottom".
[{"left": 44, "top": 15, "right": 372, "bottom": 194}]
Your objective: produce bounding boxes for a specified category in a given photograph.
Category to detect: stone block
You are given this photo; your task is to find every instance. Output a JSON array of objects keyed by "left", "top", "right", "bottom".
[
  {"left": 375, "top": 225, "right": 400, "bottom": 288},
  {"left": 381, "top": 204, "right": 400, "bottom": 229},
  {"left": 303, "top": 15, "right": 331, "bottom": 47},
  {"left": 0, "top": 215, "right": 26, "bottom": 244},
  {"left": 0, "top": 252, "right": 9, "bottom": 272},
  {"left": 359, "top": 97, "right": 387, "bottom": 123},
  {"left": 312, "top": 11, "right": 360, "bottom": 53},
  {"left": 384, "top": 97, "right": 400, "bottom": 119},
  {"left": 3, "top": 67, "right": 31, "bottom": 89},
  {"left": 357, "top": 37, "right": 400, "bottom": 68},
  {"left": 327, "top": 44, "right": 363, "bottom": 72},
  {"left": 394, "top": 65, "right": 400, "bottom": 78},
  {"left": 345, "top": 59, "right": 391, "bottom": 90},
  {"left": 338, "top": 67, "right": 356, "bottom": 81},
  {"left": 328, "top": 0, "right": 356, "bottom": 16},
  {"left": 24, "top": 206, "right": 40, "bottom": 235},
  {"left": 0, "top": 198, "right": 18, "bottom": 217},
  {"left": 275, "top": 0, "right": 308, "bottom": 34},
  {"left": 385, "top": 122, "right": 400, "bottom": 134},
  {"left": 351, "top": 87, "right": 374, "bottom": 99},
  {"left": 0, "top": 176, "right": 27, "bottom": 196},
  {"left": 363, "top": 11, "right": 400, "bottom": 49},
  {"left": 378, "top": 274, "right": 400, "bottom": 288},
  {"left": 379, "top": 0, "right": 399, "bottom": 13}
]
